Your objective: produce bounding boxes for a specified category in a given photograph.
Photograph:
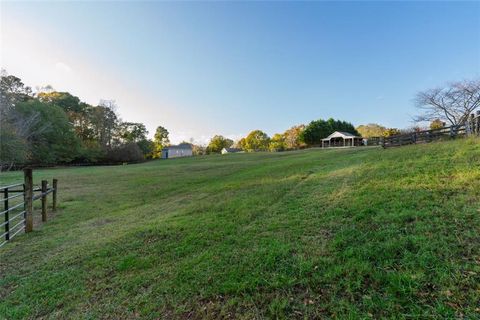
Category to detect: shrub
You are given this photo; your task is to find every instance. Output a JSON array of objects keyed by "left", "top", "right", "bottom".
[{"left": 105, "top": 143, "right": 144, "bottom": 163}]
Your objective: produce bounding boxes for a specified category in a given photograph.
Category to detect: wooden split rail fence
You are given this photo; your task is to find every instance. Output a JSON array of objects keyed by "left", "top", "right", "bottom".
[
  {"left": 381, "top": 111, "right": 480, "bottom": 148},
  {"left": 0, "top": 168, "right": 58, "bottom": 248}
]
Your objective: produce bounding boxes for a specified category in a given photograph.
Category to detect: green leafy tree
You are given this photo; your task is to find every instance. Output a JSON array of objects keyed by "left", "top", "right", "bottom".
[
  {"left": 383, "top": 128, "right": 401, "bottom": 137},
  {"left": 356, "top": 123, "right": 386, "bottom": 138},
  {"left": 0, "top": 70, "right": 32, "bottom": 114},
  {"left": 302, "top": 118, "right": 358, "bottom": 145},
  {"left": 269, "top": 133, "right": 285, "bottom": 151},
  {"left": 301, "top": 119, "right": 331, "bottom": 145},
  {"left": 206, "top": 135, "right": 233, "bottom": 154},
  {"left": 234, "top": 138, "right": 246, "bottom": 150},
  {"left": 243, "top": 130, "right": 270, "bottom": 152},
  {"left": 37, "top": 91, "right": 89, "bottom": 135},
  {"left": 106, "top": 143, "right": 144, "bottom": 163},
  {"left": 136, "top": 139, "right": 155, "bottom": 159},
  {"left": 0, "top": 122, "right": 28, "bottom": 170},
  {"left": 0, "top": 72, "right": 169, "bottom": 167},
  {"left": 284, "top": 125, "right": 306, "bottom": 149},
  {"left": 430, "top": 119, "right": 445, "bottom": 130},
  {"left": 186, "top": 138, "right": 206, "bottom": 156},
  {"left": 153, "top": 126, "right": 170, "bottom": 158},
  {"left": 118, "top": 122, "right": 148, "bottom": 143},
  {"left": 36, "top": 90, "right": 105, "bottom": 162},
  {"left": 191, "top": 144, "right": 206, "bottom": 156},
  {"left": 87, "top": 100, "right": 119, "bottom": 149},
  {"left": 14, "top": 100, "right": 81, "bottom": 164},
  {"left": 37, "top": 91, "right": 83, "bottom": 115},
  {"left": 0, "top": 70, "right": 35, "bottom": 169}
]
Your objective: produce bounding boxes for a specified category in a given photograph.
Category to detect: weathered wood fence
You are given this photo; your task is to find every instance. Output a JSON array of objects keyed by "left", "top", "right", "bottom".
[
  {"left": 381, "top": 111, "right": 480, "bottom": 148},
  {"left": 366, "top": 136, "right": 382, "bottom": 146},
  {"left": 0, "top": 168, "right": 58, "bottom": 248}
]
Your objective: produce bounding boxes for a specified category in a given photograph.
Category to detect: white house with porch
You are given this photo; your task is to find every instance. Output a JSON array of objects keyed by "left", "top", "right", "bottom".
[{"left": 322, "top": 131, "right": 363, "bottom": 148}]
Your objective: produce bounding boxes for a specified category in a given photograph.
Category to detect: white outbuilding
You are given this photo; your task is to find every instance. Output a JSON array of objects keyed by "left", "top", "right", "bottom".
[
  {"left": 161, "top": 143, "right": 193, "bottom": 159},
  {"left": 221, "top": 148, "right": 243, "bottom": 154},
  {"left": 322, "top": 131, "right": 363, "bottom": 148}
]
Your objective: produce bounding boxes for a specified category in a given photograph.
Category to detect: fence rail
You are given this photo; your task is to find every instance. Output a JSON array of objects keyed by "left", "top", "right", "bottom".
[
  {"left": 366, "top": 137, "right": 382, "bottom": 146},
  {"left": 0, "top": 169, "right": 58, "bottom": 248},
  {"left": 381, "top": 112, "right": 480, "bottom": 148}
]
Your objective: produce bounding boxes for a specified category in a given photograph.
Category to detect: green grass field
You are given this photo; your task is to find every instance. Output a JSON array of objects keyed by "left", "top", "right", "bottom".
[{"left": 1, "top": 140, "right": 480, "bottom": 319}]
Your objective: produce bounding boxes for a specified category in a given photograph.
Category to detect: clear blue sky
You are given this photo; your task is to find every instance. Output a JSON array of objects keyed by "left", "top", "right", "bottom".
[{"left": 2, "top": 1, "right": 479, "bottom": 143}]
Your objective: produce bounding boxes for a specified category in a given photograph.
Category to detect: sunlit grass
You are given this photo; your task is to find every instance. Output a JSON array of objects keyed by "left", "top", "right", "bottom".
[{"left": 1, "top": 140, "right": 479, "bottom": 318}]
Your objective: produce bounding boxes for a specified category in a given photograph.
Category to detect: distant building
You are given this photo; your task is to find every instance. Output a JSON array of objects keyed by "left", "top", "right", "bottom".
[
  {"left": 221, "top": 147, "right": 243, "bottom": 154},
  {"left": 161, "top": 143, "right": 193, "bottom": 159},
  {"left": 322, "top": 131, "right": 363, "bottom": 148}
]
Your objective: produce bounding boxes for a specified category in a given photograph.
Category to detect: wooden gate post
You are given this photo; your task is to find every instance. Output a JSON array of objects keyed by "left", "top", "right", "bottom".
[
  {"left": 41, "top": 180, "right": 48, "bottom": 222},
  {"left": 24, "top": 168, "right": 33, "bottom": 233},
  {"left": 52, "top": 179, "right": 58, "bottom": 212}
]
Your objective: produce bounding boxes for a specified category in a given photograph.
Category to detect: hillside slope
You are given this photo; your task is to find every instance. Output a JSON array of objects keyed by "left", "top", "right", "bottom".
[{"left": 1, "top": 140, "right": 480, "bottom": 319}]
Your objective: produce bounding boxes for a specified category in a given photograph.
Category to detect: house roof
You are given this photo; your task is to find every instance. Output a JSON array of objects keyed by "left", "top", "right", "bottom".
[
  {"left": 164, "top": 143, "right": 192, "bottom": 150},
  {"left": 222, "top": 148, "right": 242, "bottom": 153},
  {"left": 323, "top": 131, "right": 361, "bottom": 140}
]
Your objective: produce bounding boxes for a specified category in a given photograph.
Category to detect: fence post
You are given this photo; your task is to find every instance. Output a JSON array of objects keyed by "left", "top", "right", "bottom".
[
  {"left": 469, "top": 113, "right": 475, "bottom": 136},
  {"left": 52, "top": 179, "right": 58, "bottom": 212},
  {"left": 474, "top": 112, "right": 478, "bottom": 135},
  {"left": 4, "top": 188, "right": 9, "bottom": 241},
  {"left": 24, "top": 168, "right": 33, "bottom": 233},
  {"left": 476, "top": 111, "right": 480, "bottom": 136},
  {"left": 41, "top": 180, "right": 48, "bottom": 222}
]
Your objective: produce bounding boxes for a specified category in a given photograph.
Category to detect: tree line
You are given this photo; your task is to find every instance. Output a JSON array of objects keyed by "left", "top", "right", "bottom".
[
  {"left": 0, "top": 71, "right": 171, "bottom": 170},
  {"left": 205, "top": 119, "right": 360, "bottom": 153},
  {"left": 3, "top": 71, "right": 478, "bottom": 165},
  {"left": 0, "top": 72, "right": 365, "bottom": 164},
  {"left": 205, "top": 78, "right": 480, "bottom": 153}
]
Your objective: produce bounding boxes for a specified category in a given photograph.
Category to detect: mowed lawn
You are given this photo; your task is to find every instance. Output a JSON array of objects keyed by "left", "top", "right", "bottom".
[{"left": 1, "top": 140, "right": 480, "bottom": 319}]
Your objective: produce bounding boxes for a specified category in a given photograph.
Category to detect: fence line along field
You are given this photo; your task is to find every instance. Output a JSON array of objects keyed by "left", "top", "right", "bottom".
[
  {"left": 0, "top": 169, "right": 58, "bottom": 248},
  {"left": 381, "top": 111, "right": 480, "bottom": 148},
  {"left": 1, "top": 138, "right": 480, "bottom": 319}
]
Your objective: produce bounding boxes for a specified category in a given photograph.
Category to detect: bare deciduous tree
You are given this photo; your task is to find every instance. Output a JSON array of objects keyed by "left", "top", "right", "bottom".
[{"left": 415, "top": 79, "right": 480, "bottom": 126}]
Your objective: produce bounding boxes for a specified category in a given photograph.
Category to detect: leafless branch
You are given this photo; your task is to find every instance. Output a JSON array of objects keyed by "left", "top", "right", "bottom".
[{"left": 415, "top": 79, "right": 480, "bottom": 126}]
